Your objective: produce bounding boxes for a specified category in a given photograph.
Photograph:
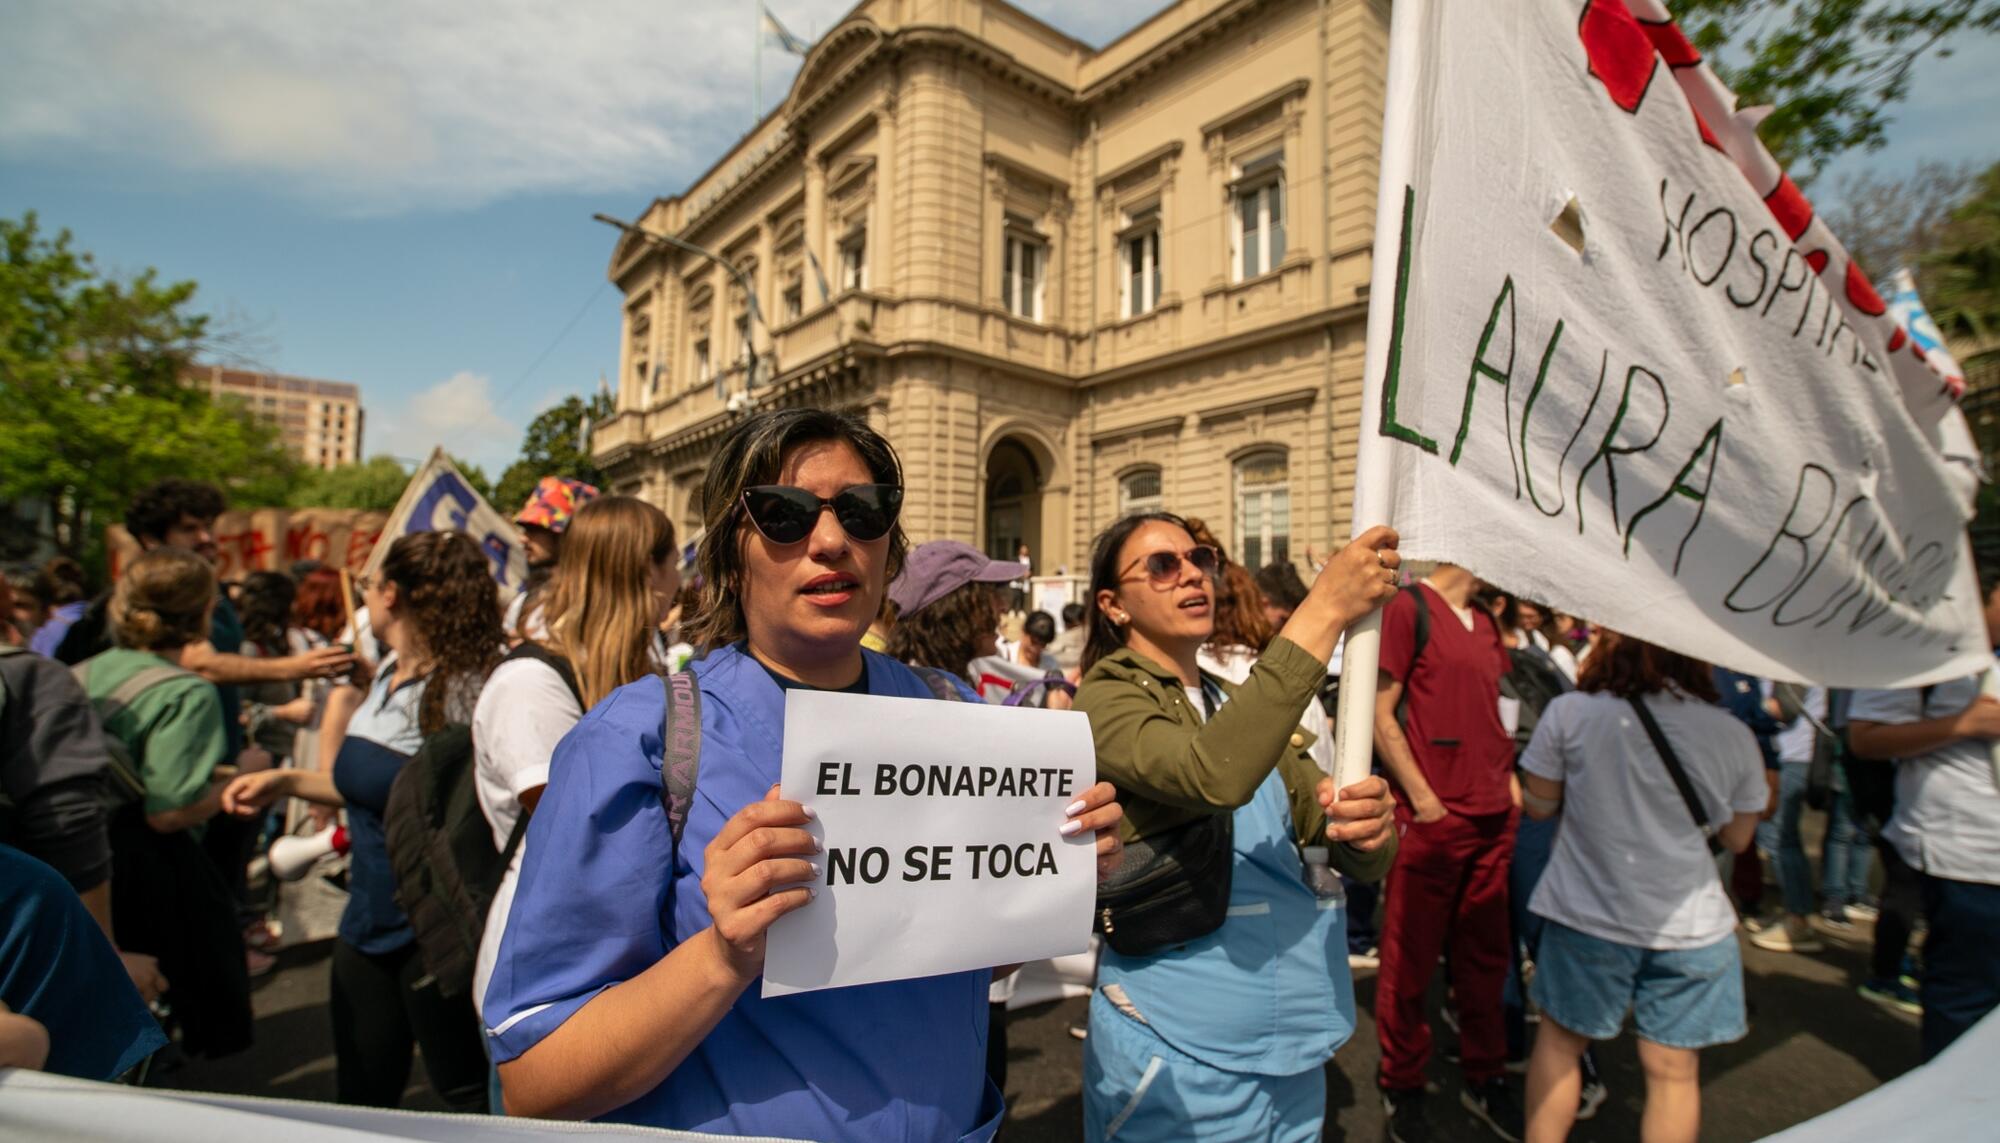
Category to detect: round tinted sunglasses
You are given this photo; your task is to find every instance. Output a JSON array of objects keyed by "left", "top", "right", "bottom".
[
  {"left": 740, "top": 483, "right": 903, "bottom": 545},
  {"left": 1125, "top": 545, "right": 1221, "bottom": 587}
]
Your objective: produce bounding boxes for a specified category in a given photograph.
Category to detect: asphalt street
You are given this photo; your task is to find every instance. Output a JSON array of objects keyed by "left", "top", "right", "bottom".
[{"left": 164, "top": 907, "right": 1916, "bottom": 1142}]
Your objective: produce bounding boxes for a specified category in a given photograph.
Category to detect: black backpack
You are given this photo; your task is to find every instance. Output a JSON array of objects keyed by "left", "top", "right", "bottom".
[
  {"left": 1826, "top": 686, "right": 1930, "bottom": 835},
  {"left": 385, "top": 642, "right": 580, "bottom": 999},
  {"left": 1499, "top": 644, "right": 1573, "bottom": 756}
]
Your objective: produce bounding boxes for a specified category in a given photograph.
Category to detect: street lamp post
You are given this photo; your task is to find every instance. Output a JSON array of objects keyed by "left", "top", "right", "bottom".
[{"left": 593, "top": 213, "right": 775, "bottom": 405}]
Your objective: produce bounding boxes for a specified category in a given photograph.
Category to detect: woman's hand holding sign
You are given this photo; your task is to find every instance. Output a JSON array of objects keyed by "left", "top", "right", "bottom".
[
  {"left": 1060, "top": 781, "right": 1124, "bottom": 880},
  {"left": 702, "top": 785, "right": 821, "bottom": 987},
  {"left": 1317, "top": 774, "right": 1396, "bottom": 852}
]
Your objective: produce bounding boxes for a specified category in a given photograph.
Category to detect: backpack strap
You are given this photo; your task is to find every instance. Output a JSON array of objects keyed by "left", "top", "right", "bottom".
[
  {"left": 502, "top": 641, "right": 584, "bottom": 708},
  {"left": 0, "top": 644, "right": 28, "bottom": 658},
  {"left": 909, "top": 665, "right": 968, "bottom": 703},
  {"left": 70, "top": 659, "right": 187, "bottom": 803},
  {"left": 1628, "top": 695, "right": 1724, "bottom": 856},
  {"left": 658, "top": 671, "right": 702, "bottom": 856},
  {"left": 1001, "top": 675, "right": 1077, "bottom": 708},
  {"left": 1393, "top": 583, "right": 1429, "bottom": 729},
  {"left": 73, "top": 661, "right": 196, "bottom": 722}
]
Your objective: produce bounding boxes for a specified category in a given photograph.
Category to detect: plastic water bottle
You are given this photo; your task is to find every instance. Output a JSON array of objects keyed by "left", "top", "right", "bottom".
[{"left": 1301, "top": 846, "right": 1344, "bottom": 901}]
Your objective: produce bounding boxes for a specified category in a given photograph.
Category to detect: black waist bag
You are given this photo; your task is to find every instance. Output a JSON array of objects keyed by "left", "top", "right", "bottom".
[{"left": 1092, "top": 811, "right": 1233, "bottom": 956}]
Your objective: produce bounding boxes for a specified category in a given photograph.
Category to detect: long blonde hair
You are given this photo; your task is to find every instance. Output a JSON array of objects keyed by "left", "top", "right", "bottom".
[{"left": 538, "top": 496, "right": 676, "bottom": 708}]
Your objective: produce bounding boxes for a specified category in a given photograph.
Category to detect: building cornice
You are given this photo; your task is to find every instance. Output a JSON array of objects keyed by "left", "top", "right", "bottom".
[
  {"left": 1199, "top": 384, "right": 1320, "bottom": 424},
  {"left": 1080, "top": 0, "right": 1283, "bottom": 105},
  {"left": 1079, "top": 300, "right": 1367, "bottom": 389},
  {"left": 1198, "top": 77, "right": 1311, "bottom": 139},
  {"left": 1090, "top": 414, "right": 1185, "bottom": 445},
  {"left": 1094, "top": 140, "right": 1185, "bottom": 191}
]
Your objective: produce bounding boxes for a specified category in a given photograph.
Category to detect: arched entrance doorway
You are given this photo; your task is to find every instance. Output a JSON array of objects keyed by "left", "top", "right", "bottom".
[{"left": 984, "top": 438, "right": 1042, "bottom": 565}]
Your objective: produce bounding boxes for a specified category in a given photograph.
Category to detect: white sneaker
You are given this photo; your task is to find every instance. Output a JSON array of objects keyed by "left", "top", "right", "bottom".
[
  {"left": 1845, "top": 902, "right": 1881, "bottom": 922},
  {"left": 1576, "top": 1080, "right": 1609, "bottom": 1122},
  {"left": 1749, "top": 916, "right": 1824, "bottom": 954},
  {"left": 1349, "top": 949, "right": 1380, "bottom": 969}
]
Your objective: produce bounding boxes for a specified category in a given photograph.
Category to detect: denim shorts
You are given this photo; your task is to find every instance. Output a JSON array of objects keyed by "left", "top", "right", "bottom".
[{"left": 1530, "top": 920, "right": 1746, "bottom": 1049}]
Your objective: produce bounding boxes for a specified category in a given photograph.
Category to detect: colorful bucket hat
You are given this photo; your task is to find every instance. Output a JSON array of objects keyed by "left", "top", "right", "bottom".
[{"left": 514, "top": 476, "right": 600, "bottom": 533}]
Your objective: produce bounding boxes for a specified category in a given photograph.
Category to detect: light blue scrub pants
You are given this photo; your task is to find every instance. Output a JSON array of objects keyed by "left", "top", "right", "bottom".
[{"left": 1082, "top": 992, "right": 1322, "bottom": 1143}]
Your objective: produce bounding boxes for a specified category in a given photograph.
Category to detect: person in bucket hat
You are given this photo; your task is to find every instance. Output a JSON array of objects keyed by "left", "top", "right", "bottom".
[{"left": 508, "top": 477, "right": 600, "bottom": 638}]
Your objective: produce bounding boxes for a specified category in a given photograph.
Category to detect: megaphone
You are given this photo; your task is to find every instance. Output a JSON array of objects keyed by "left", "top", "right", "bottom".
[{"left": 270, "top": 824, "right": 350, "bottom": 882}]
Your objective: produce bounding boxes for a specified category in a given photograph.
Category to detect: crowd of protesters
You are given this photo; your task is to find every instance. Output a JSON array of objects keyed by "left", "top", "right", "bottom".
[{"left": 3, "top": 406, "right": 1999, "bottom": 1143}]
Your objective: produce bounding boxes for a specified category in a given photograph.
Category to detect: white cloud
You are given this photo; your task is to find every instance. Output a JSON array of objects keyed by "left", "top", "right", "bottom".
[
  {"left": 375, "top": 370, "right": 518, "bottom": 472},
  {"left": 0, "top": 0, "right": 1167, "bottom": 213}
]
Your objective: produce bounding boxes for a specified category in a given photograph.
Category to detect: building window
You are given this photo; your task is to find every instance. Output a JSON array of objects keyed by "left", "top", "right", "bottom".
[
  {"left": 783, "top": 280, "right": 803, "bottom": 322},
  {"left": 735, "top": 314, "right": 752, "bottom": 364},
  {"left": 694, "top": 339, "right": 712, "bottom": 384},
  {"left": 1232, "top": 151, "right": 1286, "bottom": 282},
  {"left": 633, "top": 358, "right": 652, "bottom": 398},
  {"left": 1121, "top": 206, "right": 1162, "bottom": 319},
  {"left": 1233, "top": 449, "right": 1290, "bottom": 570},
  {"left": 1119, "top": 468, "right": 1163, "bottom": 517},
  {"left": 1002, "top": 223, "right": 1045, "bottom": 321},
  {"left": 838, "top": 230, "right": 867, "bottom": 292}
]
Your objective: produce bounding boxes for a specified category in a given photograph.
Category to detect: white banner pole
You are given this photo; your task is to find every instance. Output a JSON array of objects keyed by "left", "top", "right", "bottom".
[{"left": 1331, "top": 0, "right": 1425, "bottom": 794}]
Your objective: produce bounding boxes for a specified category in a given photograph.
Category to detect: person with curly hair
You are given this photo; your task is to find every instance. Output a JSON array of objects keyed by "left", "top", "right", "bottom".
[
  {"left": 222, "top": 530, "right": 502, "bottom": 1111},
  {"left": 886, "top": 540, "right": 1022, "bottom": 696}
]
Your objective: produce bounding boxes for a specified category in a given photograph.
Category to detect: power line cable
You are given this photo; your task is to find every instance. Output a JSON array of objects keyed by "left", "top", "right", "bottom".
[{"left": 495, "top": 280, "right": 611, "bottom": 409}]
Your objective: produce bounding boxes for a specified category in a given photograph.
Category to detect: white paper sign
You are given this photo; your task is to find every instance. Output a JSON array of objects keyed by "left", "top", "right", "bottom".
[
  {"left": 762, "top": 690, "right": 1097, "bottom": 997},
  {"left": 1358, "top": 0, "right": 1985, "bottom": 688}
]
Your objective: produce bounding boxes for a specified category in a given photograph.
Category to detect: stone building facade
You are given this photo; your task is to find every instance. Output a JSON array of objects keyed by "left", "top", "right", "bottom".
[{"left": 592, "top": 0, "right": 1388, "bottom": 576}]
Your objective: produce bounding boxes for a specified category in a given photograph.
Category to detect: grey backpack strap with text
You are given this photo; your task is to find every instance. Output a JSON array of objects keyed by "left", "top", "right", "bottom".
[
  {"left": 658, "top": 671, "right": 703, "bottom": 856},
  {"left": 908, "top": 665, "right": 967, "bottom": 703}
]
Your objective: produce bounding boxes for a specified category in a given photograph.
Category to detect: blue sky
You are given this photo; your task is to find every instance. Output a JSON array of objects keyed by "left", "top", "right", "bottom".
[{"left": 1, "top": 1, "right": 1995, "bottom": 476}]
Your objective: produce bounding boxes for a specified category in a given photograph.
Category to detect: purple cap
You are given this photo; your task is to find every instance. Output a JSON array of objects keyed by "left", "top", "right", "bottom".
[{"left": 889, "top": 541, "right": 1025, "bottom": 616}]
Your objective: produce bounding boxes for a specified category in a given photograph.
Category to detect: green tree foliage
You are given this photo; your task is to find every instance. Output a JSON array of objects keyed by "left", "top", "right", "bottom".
[
  {"left": 291, "top": 452, "right": 499, "bottom": 511},
  {"left": 454, "top": 455, "right": 497, "bottom": 506},
  {"left": 0, "top": 212, "right": 297, "bottom": 557},
  {"left": 494, "top": 392, "right": 613, "bottom": 514},
  {"left": 1679, "top": 0, "right": 1999, "bottom": 182},
  {"left": 1922, "top": 161, "right": 2000, "bottom": 345},
  {"left": 290, "top": 455, "right": 417, "bottom": 511}
]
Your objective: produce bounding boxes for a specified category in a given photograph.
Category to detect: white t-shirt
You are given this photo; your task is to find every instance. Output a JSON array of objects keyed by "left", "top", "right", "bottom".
[
  {"left": 1522, "top": 629, "right": 1578, "bottom": 684},
  {"left": 1852, "top": 669, "right": 2000, "bottom": 885},
  {"left": 1197, "top": 644, "right": 1335, "bottom": 775},
  {"left": 1773, "top": 686, "right": 1827, "bottom": 764},
  {"left": 1523, "top": 689, "right": 1766, "bottom": 949},
  {"left": 470, "top": 654, "right": 584, "bottom": 1016}
]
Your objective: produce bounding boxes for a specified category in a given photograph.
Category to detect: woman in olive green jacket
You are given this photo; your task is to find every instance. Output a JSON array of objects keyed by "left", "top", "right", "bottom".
[{"left": 1073, "top": 512, "right": 1402, "bottom": 1143}]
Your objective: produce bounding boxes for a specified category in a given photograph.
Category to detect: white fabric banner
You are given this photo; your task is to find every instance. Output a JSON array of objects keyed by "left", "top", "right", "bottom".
[
  {"left": 1358, "top": 0, "right": 1985, "bottom": 687},
  {"left": 763, "top": 690, "right": 1097, "bottom": 997},
  {"left": 0, "top": 1069, "right": 807, "bottom": 1142},
  {"left": 363, "top": 447, "right": 528, "bottom": 602}
]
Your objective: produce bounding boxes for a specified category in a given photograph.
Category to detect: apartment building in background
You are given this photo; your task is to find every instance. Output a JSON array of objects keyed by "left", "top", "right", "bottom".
[
  {"left": 192, "top": 365, "right": 365, "bottom": 470},
  {"left": 593, "top": 0, "right": 1387, "bottom": 575}
]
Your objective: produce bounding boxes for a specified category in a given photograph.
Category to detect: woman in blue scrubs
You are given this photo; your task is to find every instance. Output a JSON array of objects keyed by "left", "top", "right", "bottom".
[{"left": 484, "top": 408, "right": 1122, "bottom": 1140}]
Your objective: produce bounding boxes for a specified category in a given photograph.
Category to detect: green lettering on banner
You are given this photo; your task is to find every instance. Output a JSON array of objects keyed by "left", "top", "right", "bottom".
[
  {"left": 1449, "top": 274, "right": 1523, "bottom": 499},
  {"left": 1380, "top": 184, "right": 1440, "bottom": 454},
  {"left": 1622, "top": 419, "right": 1724, "bottom": 572}
]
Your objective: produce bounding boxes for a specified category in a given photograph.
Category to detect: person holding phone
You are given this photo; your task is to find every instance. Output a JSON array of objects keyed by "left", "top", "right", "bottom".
[{"left": 482, "top": 408, "right": 1122, "bottom": 1139}]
